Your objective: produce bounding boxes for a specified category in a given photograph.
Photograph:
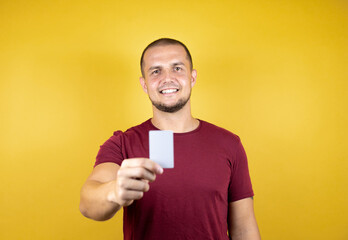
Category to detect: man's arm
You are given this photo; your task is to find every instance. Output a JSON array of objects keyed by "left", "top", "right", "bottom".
[
  {"left": 79, "top": 162, "right": 121, "bottom": 221},
  {"left": 228, "top": 197, "right": 261, "bottom": 240},
  {"left": 79, "top": 159, "right": 163, "bottom": 221}
]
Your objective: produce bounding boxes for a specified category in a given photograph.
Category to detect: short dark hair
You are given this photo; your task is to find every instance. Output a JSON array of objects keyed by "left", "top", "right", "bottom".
[{"left": 140, "top": 38, "right": 193, "bottom": 76}]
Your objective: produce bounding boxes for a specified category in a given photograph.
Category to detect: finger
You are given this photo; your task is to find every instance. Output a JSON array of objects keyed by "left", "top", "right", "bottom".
[
  {"left": 122, "top": 158, "right": 163, "bottom": 174},
  {"left": 118, "top": 167, "right": 157, "bottom": 182},
  {"left": 119, "top": 189, "right": 144, "bottom": 201},
  {"left": 142, "top": 179, "right": 149, "bottom": 184},
  {"left": 118, "top": 178, "right": 150, "bottom": 192}
]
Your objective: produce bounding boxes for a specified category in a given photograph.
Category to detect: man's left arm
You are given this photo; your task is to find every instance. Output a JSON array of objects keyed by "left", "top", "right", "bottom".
[{"left": 228, "top": 197, "right": 261, "bottom": 240}]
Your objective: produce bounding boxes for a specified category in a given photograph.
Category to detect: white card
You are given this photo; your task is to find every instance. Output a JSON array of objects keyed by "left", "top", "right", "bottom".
[{"left": 149, "top": 130, "right": 174, "bottom": 168}]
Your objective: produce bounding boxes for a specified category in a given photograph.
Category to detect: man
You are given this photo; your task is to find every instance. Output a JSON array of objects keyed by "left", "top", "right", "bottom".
[{"left": 80, "top": 38, "right": 261, "bottom": 240}]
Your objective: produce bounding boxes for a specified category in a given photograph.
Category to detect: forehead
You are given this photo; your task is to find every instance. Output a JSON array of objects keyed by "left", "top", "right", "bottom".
[{"left": 143, "top": 44, "right": 189, "bottom": 68}]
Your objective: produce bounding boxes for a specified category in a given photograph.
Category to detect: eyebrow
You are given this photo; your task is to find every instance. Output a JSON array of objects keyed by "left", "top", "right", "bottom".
[
  {"left": 172, "top": 61, "right": 185, "bottom": 66},
  {"left": 147, "top": 62, "right": 185, "bottom": 72},
  {"left": 148, "top": 65, "right": 162, "bottom": 72}
]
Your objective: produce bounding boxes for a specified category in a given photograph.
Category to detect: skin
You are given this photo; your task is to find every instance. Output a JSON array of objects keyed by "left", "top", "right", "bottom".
[
  {"left": 228, "top": 198, "right": 261, "bottom": 239},
  {"left": 139, "top": 44, "right": 199, "bottom": 132},
  {"left": 79, "top": 44, "right": 261, "bottom": 239}
]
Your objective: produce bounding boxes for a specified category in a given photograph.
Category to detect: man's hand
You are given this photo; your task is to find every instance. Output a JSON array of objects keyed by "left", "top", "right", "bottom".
[
  {"left": 112, "top": 158, "right": 163, "bottom": 207},
  {"left": 80, "top": 159, "right": 163, "bottom": 221}
]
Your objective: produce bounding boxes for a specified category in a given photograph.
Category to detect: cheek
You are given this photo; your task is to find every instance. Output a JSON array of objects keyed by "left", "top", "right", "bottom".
[
  {"left": 148, "top": 75, "right": 161, "bottom": 84},
  {"left": 180, "top": 75, "right": 192, "bottom": 86},
  {"left": 147, "top": 81, "right": 159, "bottom": 93}
]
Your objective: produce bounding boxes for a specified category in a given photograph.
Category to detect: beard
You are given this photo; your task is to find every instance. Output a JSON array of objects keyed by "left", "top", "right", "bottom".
[{"left": 149, "top": 91, "right": 191, "bottom": 113}]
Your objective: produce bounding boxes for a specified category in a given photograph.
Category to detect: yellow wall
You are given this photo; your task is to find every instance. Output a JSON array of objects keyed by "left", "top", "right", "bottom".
[{"left": 0, "top": 0, "right": 347, "bottom": 239}]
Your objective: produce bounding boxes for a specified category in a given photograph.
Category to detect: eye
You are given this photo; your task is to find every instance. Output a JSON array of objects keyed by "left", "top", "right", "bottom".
[
  {"left": 174, "top": 66, "right": 182, "bottom": 71},
  {"left": 152, "top": 69, "right": 160, "bottom": 75}
]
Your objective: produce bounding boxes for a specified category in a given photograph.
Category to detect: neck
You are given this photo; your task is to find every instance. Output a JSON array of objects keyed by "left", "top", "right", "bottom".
[{"left": 151, "top": 101, "right": 199, "bottom": 133}]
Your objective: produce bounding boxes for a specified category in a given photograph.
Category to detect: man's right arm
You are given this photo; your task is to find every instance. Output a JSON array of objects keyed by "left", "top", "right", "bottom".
[{"left": 79, "top": 159, "right": 163, "bottom": 221}]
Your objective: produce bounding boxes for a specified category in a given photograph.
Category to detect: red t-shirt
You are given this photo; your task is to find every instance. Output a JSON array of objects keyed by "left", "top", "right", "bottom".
[{"left": 95, "top": 119, "right": 254, "bottom": 240}]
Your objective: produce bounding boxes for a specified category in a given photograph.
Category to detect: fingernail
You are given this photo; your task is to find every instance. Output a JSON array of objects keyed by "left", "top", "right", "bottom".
[{"left": 158, "top": 167, "right": 163, "bottom": 174}]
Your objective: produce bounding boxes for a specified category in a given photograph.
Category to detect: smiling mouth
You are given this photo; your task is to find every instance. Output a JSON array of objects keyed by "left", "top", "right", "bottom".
[{"left": 160, "top": 89, "right": 179, "bottom": 94}]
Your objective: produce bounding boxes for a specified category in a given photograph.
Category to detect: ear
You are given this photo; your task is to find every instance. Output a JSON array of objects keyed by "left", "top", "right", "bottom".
[
  {"left": 139, "top": 76, "right": 148, "bottom": 94},
  {"left": 190, "top": 69, "right": 197, "bottom": 87}
]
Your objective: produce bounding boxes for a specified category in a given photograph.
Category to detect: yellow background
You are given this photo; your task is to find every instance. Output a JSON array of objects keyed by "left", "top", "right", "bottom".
[{"left": 0, "top": 0, "right": 347, "bottom": 239}]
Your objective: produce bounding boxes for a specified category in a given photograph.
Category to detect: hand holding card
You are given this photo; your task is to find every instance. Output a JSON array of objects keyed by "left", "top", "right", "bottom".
[{"left": 149, "top": 130, "right": 174, "bottom": 168}]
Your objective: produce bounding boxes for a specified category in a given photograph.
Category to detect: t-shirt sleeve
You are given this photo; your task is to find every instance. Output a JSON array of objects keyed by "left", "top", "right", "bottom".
[
  {"left": 228, "top": 137, "right": 254, "bottom": 202},
  {"left": 94, "top": 130, "right": 125, "bottom": 167}
]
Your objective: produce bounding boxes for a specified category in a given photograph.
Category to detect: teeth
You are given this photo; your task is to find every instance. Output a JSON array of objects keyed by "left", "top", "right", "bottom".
[{"left": 161, "top": 89, "right": 178, "bottom": 94}]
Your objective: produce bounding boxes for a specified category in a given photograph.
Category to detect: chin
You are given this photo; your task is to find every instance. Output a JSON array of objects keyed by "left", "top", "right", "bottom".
[{"left": 151, "top": 97, "right": 190, "bottom": 113}]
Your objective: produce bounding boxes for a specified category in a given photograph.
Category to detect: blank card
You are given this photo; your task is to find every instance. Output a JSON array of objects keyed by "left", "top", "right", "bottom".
[{"left": 149, "top": 130, "right": 174, "bottom": 168}]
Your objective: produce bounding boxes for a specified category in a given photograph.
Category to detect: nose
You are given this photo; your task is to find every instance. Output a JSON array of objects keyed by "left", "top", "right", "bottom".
[
  {"left": 159, "top": 69, "right": 179, "bottom": 89},
  {"left": 162, "top": 69, "right": 175, "bottom": 83}
]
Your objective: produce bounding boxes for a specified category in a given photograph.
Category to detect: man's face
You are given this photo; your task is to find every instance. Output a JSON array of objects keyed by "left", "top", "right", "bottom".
[{"left": 140, "top": 44, "right": 197, "bottom": 113}]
